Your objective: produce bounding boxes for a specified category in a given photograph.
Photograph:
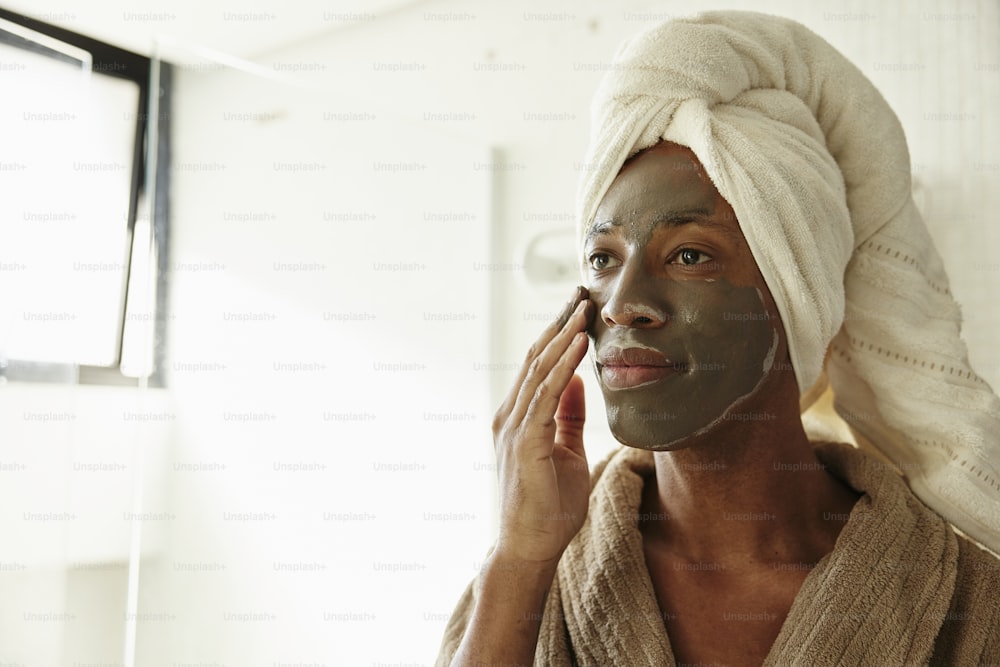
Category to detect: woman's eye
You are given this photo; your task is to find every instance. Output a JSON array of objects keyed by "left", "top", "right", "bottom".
[
  {"left": 588, "top": 253, "right": 619, "bottom": 271},
  {"left": 673, "top": 248, "right": 713, "bottom": 266}
]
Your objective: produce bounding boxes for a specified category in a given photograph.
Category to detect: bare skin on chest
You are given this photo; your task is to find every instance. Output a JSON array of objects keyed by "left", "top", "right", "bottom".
[
  {"left": 636, "top": 449, "right": 856, "bottom": 667},
  {"left": 643, "top": 544, "right": 805, "bottom": 667}
]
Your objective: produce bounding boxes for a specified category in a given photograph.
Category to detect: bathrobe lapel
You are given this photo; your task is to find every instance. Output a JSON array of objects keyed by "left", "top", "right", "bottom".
[{"left": 547, "top": 442, "right": 958, "bottom": 666}]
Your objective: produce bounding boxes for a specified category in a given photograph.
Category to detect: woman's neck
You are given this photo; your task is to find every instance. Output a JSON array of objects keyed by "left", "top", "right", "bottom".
[{"left": 639, "top": 380, "right": 861, "bottom": 566}]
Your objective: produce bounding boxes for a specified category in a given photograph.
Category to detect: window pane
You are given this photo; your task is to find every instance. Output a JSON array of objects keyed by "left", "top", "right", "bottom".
[{"left": 0, "top": 34, "right": 140, "bottom": 366}]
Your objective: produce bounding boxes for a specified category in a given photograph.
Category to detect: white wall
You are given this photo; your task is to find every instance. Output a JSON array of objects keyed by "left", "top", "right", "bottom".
[
  {"left": 0, "top": 381, "right": 171, "bottom": 666},
  {"left": 134, "top": 48, "right": 498, "bottom": 665}
]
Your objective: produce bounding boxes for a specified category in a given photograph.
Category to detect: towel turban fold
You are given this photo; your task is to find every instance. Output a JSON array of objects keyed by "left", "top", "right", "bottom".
[{"left": 577, "top": 10, "right": 1000, "bottom": 553}]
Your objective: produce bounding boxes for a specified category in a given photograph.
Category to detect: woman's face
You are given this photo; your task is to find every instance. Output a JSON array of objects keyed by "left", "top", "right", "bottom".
[{"left": 583, "top": 141, "right": 788, "bottom": 450}]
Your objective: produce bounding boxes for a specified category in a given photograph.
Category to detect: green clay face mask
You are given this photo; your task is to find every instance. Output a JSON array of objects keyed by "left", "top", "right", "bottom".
[
  {"left": 589, "top": 276, "right": 779, "bottom": 449},
  {"left": 583, "top": 140, "right": 785, "bottom": 450}
]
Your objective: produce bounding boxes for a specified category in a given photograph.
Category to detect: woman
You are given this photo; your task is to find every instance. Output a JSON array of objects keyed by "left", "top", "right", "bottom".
[{"left": 438, "top": 11, "right": 1000, "bottom": 666}]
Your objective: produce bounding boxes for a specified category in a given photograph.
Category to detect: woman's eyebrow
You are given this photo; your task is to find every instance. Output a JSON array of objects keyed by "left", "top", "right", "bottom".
[{"left": 586, "top": 207, "right": 740, "bottom": 243}]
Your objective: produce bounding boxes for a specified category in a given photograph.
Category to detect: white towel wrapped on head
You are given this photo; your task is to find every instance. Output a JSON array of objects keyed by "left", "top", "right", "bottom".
[{"left": 576, "top": 10, "right": 1000, "bottom": 553}]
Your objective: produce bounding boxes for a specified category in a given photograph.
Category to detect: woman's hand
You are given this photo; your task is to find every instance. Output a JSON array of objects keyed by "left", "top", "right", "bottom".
[
  {"left": 491, "top": 285, "right": 594, "bottom": 567},
  {"left": 447, "top": 286, "right": 595, "bottom": 667}
]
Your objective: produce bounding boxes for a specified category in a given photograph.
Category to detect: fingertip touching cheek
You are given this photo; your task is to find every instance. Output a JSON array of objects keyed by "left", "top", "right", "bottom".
[{"left": 582, "top": 141, "right": 787, "bottom": 450}]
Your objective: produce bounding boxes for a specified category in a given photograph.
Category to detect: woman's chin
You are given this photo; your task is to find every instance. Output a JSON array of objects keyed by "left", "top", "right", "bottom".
[{"left": 608, "top": 421, "right": 702, "bottom": 452}]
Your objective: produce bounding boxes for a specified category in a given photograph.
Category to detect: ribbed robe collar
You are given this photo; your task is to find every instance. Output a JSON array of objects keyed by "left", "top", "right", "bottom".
[{"left": 537, "top": 442, "right": 958, "bottom": 666}]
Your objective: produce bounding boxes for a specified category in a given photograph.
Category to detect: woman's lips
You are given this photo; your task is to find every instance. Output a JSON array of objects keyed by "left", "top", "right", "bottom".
[
  {"left": 597, "top": 346, "right": 681, "bottom": 390},
  {"left": 600, "top": 364, "right": 678, "bottom": 390}
]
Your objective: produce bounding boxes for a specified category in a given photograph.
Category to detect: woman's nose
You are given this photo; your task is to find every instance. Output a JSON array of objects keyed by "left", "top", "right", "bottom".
[{"left": 599, "top": 262, "right": 669, "bottom": 329}]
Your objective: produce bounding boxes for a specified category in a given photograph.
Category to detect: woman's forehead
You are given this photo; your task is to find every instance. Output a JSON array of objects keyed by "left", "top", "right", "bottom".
[{"left": 592, "top": 142, "right": 731, "bottom": 231}]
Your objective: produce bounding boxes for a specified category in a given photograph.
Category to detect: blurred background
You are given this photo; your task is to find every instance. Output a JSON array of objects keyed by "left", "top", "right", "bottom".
[{"left": 0, "top": 0, "right": 997, "bottom": 664}]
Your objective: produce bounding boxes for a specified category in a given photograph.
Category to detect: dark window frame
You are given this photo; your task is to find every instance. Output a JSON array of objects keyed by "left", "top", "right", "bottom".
[{"left": 0, "top": 6, "right": 171, "bottom": 388}]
